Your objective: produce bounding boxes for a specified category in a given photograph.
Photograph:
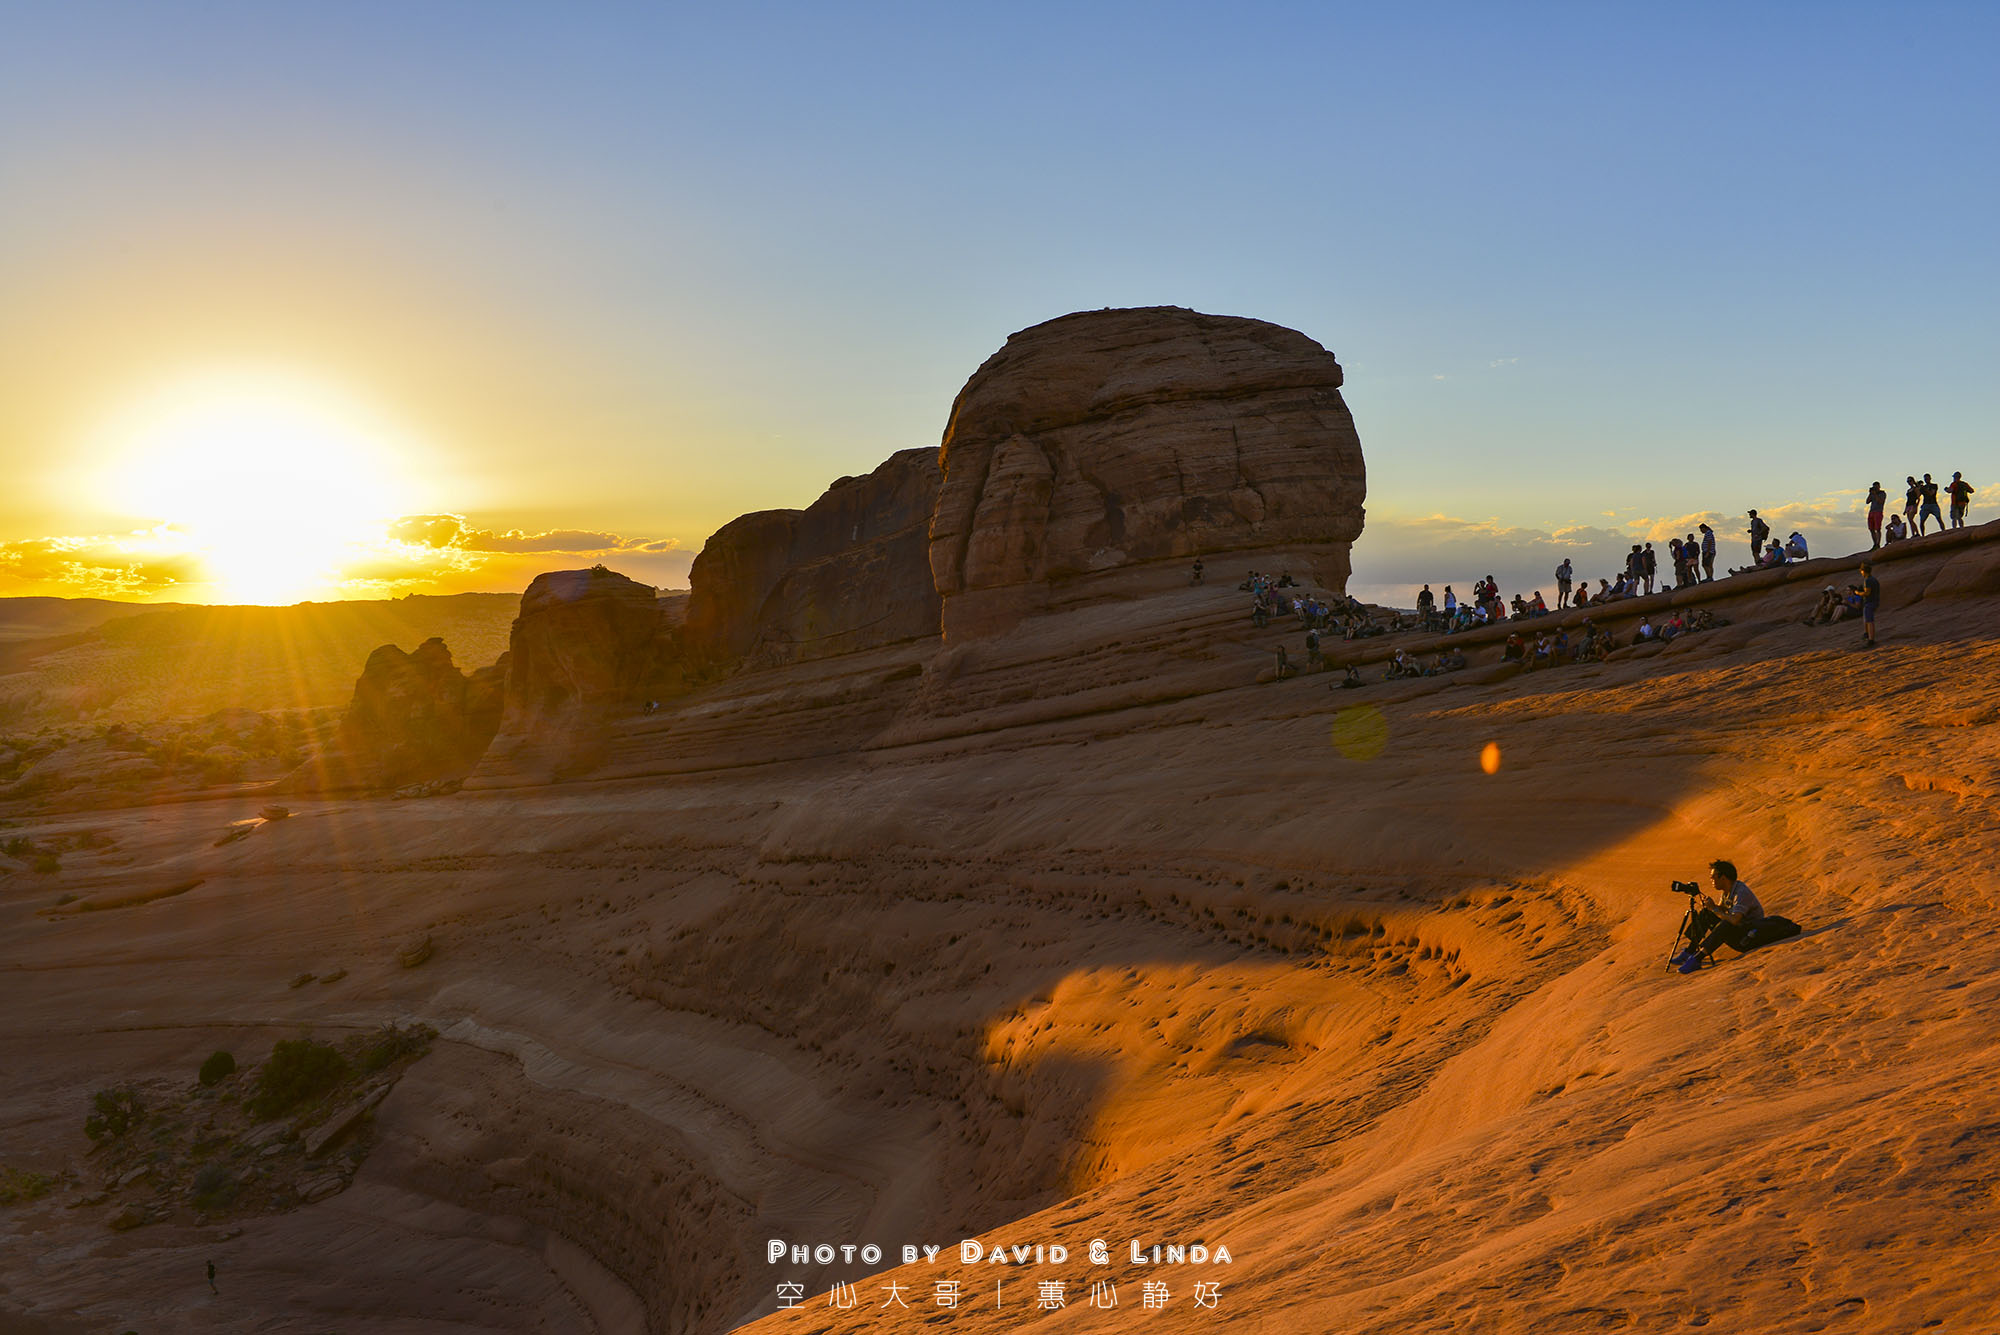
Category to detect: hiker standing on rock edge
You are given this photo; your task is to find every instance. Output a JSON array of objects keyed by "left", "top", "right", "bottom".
[
  {"left": 1947, "top": 472, "right": 1974, "bottom": 528},
  {"left": 1866, "top": 481, "right": 1887, "bottom": 548}
]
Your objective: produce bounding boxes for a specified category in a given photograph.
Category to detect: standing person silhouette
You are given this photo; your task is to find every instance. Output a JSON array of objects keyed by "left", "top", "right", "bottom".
[
  {"left": 1865, "top": 481, "right": 1887, "bottom": 548},
  {"left": 207, "top": 1259, "right": 218, "bottom": 1294},
  {"left": 1856, "top": 560, "right": 1881, "bottom": 649},
  {"left": 1699, "top": 523, "right": 1717, "bottom": 581},
  {"left": 1947, "top": 471, "right": 1974, "bottom": 528},
  {"left": 1918, "top": 474, "right": 1943, "bottom": 534}
]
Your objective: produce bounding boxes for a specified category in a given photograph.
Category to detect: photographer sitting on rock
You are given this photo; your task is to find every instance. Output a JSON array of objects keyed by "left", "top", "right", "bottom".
[{"left": 1673, "top": 859, "right": 1765, "bottom": 972}]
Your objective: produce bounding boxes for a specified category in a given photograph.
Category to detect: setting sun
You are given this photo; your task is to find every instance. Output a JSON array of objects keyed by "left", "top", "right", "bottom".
[{"left": 88, "top": 372, "right": 428, "bottom": 603}]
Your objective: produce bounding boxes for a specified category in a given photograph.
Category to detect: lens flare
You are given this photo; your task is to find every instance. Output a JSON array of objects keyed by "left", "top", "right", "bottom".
[
  {"left": 1480, "top": 741, "right": 1502, "bottom": 774},
  {"left": 1330, "top": 705, "right": 1388, "bottom": 761}
]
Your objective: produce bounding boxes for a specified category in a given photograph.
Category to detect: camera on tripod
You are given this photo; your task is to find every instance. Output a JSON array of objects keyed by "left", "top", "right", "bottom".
[{"left": 1669, "top": 879, "right": 1701, "bottom": 896}]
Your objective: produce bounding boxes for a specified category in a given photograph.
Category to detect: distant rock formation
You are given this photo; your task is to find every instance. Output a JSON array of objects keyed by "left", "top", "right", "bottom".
[
  {"left": 929, "top": 306, "right": 1366, "bottom": 638},
  {"left": 473, "top": 568, "right": 681, "bottom": 784},
  {"left": 682, "top": 448, "right": 942, "bottom": 667},
  {"left": 293, "top": 638, "right": 503, "bottom": 792}
]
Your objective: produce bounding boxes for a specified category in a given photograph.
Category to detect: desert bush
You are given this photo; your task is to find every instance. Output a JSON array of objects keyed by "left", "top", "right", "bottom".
[
  {"left": 249, "top": 1038, "right": 348, "bottom": 1118},
  {"left": 197, "top": 1051, "right": 236, "bottom": 1087},
  {"left": 0, "top": 1167, "right": 57, "bottom": 1205},
  {"left": 84, "top": 1087, "right": 145, "bottom": 1141},
  {"left": 359, "top": 1023, "right": 435, "bottom": 1074},
  {"left": 190, "top": 1162, "right": 238, "bottom": 1210}
]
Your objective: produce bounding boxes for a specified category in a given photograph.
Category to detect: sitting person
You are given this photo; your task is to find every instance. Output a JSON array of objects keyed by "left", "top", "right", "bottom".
[
  {"left": 1336, "top": 664, "right": 1364, "bottom": 689},
  {"left": 1552, "top": 629, "right": 1571, "bottom": 662},
  {"left": 1529, "top": 633, "right": 1553, "bottom": 669},
  {"left": 1884, "top": 514, "right": 1908, "bottom": 544},
  {"left": 1785, "top": 530, "right": 1809, "bottom": 560},
  {"left": 1502, "top": 633, "right": 1526, "bottom": 662},
  {"left": 1636, "top": 616, "right": 1656, "bottom": 640},
  {"left": 1573, "top": 583, "right": 1591, "bottom": 607},
  {"left": 1809, "top": 585, "right": 1843, "bottom": 624},
  {"left": 1439, "top": 647, "right": 1468, "bottom": 671},
  {"left": 1530, "top": 590, "right": 1549, "bottom": 615},
  {"left": 1660, "top": 611, "right": 1685, "bottom": 641},
  {"left": 1672, "top": 859, "right": 1769, "bottom": 972}
]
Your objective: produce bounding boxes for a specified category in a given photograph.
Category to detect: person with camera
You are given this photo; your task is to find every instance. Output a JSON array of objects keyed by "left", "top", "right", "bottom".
[
  {"left": 1854, "top": 560, "right": 1880, "bottom": 649},
  {"left": 1672, "top": 859, "right": 1765, "bottom": 972}
]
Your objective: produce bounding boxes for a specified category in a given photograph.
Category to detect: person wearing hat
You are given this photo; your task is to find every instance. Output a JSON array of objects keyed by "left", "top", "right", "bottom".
[
  {"left": 1947, "top": 471, "right": 1975, "bottom": 528},
  {"left": 1854, "top": 560, "right": 1881, "bottom": 648},
  {"left": 1746, "top": 509, "right": 1770, "bottom": 561}
]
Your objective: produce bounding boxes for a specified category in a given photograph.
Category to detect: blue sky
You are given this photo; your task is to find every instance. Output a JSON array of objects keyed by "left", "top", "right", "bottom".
[{"left": 2, "top": 2, "right": 1994, "bottom": 601}]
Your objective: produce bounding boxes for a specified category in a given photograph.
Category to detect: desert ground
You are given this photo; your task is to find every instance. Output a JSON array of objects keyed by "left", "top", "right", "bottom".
[{"left": 3, "top": 519, "right": 1998, "bottom": 1333}]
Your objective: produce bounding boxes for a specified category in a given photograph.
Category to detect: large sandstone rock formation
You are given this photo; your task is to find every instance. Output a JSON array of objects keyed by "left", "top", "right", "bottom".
[
  {"left": 682, "top": 448, "right": 942, "bottom": 666},
  {"left": 929, "top": 306, "right": 1365, "bottom": 637},
  {"left": 473, "top": 568, "right": 681, "bottom": 784},
  {"left": 292, "top": 638, "right": 503, "bottom": 792}
]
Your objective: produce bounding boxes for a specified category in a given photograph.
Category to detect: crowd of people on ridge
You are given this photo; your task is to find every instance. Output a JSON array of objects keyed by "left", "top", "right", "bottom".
[{"left": 1233, "top": 468, "right": 1975, "bottom": 684}]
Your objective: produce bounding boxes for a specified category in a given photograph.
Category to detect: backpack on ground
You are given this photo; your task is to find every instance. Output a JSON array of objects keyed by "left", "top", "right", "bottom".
[{"left": 1740, "top": 915, "right": 1801, "bottom": 950}]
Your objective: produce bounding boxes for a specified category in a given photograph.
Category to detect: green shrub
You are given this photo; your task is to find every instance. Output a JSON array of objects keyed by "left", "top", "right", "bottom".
[
  {"left": 197, "top": 1051, "right": 236, "bottom": 1087},
  {"left": 0, "top": 1167, "right": 57, "bottom": 1205},
  {"left": 249, "top": 1038, "right": 348, "bottom": 1118},
  {"left": 359, "top": 1023, "right": 435, "bottom": 1074},
  {"left": 84, "top": 1088, "right": 145, "bottom": 1141},
  {"left": 191, "top": 1162, "right": 238, "bottom": 1210}
]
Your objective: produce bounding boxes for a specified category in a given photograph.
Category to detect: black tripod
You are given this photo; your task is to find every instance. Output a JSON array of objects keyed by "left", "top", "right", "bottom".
[{"left": 1666, "top": 894, "right": 1701, "bottom": 971}]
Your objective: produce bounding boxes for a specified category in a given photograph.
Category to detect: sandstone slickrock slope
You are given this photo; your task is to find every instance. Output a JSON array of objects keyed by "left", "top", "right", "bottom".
[
  {"left": 292, "top": 638, "right": 505, "bottom": 792},
  {"left": 681, "top": 448, "right": 942, "bottom": 667},
  {"left": 929, "top": 306, "right": 1365, "bottom": 638}
]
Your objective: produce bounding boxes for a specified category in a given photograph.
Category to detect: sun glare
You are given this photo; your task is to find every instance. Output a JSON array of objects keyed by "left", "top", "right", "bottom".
[{"left": 90, "top": 372, "right": 428, "bottom": 603}]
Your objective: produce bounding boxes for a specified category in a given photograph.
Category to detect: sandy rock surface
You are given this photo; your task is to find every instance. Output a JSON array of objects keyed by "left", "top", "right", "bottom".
[{"left": 4, "top": 523, "right": 1998, "bottom": 1334}]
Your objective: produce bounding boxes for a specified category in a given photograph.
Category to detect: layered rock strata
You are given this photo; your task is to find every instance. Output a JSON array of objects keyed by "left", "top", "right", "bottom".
[
  {"left": 682, "top": 448, "right": 942, "bottom": 667},
  {"left": 929, "top": 306, "right": 1365, "bottom": 638},
  {"left": 473, "top": 568, "right": 682, "bottom": 784}
]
